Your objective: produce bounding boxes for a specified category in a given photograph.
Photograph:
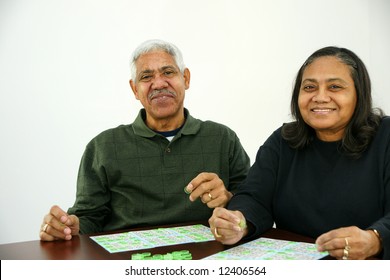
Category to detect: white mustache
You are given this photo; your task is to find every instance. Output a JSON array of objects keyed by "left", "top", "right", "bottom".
[{"left": 148, "top": 89, "right": 176, "bottom": 100}]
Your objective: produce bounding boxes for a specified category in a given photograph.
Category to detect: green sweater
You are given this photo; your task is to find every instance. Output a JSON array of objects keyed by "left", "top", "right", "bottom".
[{"left": 68, "top": 109, "right": 250, "bottom": 234}]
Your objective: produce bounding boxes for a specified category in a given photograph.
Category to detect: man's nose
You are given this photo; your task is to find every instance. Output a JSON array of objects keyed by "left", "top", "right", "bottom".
[{"left": 151, "top": 74, "right": 168, "bottom": 89}]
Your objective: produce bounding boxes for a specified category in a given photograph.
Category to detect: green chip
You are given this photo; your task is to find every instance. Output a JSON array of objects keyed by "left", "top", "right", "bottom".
[
  {"left": 238, "top": 219, "right": 247, "bottom": 229},
  {"left": 184, "top": 186, "right": 191, "bottom": 194}
]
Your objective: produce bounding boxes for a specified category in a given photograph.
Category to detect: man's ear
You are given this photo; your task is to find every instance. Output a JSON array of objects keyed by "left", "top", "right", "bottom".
[
  {"left": 183, "top": 68, "right": 190, "bottom": 90},
  {"left": 129, "top": 79, "right": 139, "bottom": 100}
]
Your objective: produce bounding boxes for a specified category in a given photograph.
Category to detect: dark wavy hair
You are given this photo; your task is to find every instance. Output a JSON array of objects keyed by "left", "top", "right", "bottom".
[{"left": 281, "top": 46, "right": 384, "bottom": 159}]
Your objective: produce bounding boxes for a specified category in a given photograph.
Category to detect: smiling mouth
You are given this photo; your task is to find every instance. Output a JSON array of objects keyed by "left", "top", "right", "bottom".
[
  {"left": 311, "top": 108, "right": 336, "bottom": 113},
  {"left": 148, "top": 89, "right": 176, "bottom": 101}
]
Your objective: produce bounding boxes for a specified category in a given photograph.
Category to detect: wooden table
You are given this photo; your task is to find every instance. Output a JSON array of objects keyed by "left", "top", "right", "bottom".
[{"left": 0, "top": 222, "right": 317, "bottom": 260}]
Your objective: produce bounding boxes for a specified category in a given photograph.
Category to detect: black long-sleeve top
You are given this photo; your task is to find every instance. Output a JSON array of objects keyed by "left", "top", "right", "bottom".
[{"left": 228, "top": 117, "right": 390, "bottom": 259}]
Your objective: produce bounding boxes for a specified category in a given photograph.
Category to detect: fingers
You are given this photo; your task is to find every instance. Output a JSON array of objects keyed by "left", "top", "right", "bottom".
[
  {"left": 186, "top": 172, "right": 231, "bottom": 208},
  {"left": 200, "top": 189, "right": 232, "bottom": 208},
  {"left": 315, "top": 226, "right": 375, "bottom": 260},
  {"left": 39, "top": 223, "right": 57, "bottom": 241},
  {"left": 40, "top": 205, "right": 77, "bottom": 241},
  {"left": 208, "top": 207, "right": 247, "bottom": 245},
  {"left": 39, "top": 221, "right": 62, "bottom": 241},
  {"left": 316, "top": 227, "right": 350, "bottom": 259},
  {"left": 316, "top": 236, "right": 348, "bottom": 259},
  {"left": 186, "top": 172, "right": 217, "bottom": 200}
]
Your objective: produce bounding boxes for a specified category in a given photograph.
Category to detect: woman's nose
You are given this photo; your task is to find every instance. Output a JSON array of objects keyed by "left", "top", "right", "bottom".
[{"left": 312, "top": 87, "right": 331, "bottom": 103}]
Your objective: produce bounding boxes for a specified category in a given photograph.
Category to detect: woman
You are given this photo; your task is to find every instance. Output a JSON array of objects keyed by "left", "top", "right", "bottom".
[{"left": 209, "top": 46, "right": 389, "bottom": 260}]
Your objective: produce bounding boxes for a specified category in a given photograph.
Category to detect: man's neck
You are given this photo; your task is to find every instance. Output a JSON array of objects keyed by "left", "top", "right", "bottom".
[{"left": 146, "top": 114, "right": 185, "bottom": 132}]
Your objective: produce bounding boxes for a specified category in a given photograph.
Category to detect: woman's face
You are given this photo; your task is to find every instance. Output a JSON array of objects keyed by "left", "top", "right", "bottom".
[{"left": 298, "top": 56, "right": 357, "bottom": 141}]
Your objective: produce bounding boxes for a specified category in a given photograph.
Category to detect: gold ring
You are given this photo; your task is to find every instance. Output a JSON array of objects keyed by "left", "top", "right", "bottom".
[
  {"left": 345, "top": 237, "right": 351, "bottom": 250},
  {"left": 342, "top": 238, "right": 350, "bottom": 260},
  {"left": 214, "top": 227, "right": 222, "bottom": 238},
  {"left": 208, "top": 193, "right": 213, "bottom": 200},
  {"left": 343, "top": 248, "right": 349, "bottom": 260},
  {"left": 42, "top": 223, "right": 49, "bottom": 233}
]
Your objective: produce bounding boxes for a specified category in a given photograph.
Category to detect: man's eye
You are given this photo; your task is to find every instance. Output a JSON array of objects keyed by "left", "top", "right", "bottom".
[
  {"left": 164, "top": 71, "right": 174, "bottom": 76},
  {"left": 140, "top": 75, "right": 152, "bottom": 81}
]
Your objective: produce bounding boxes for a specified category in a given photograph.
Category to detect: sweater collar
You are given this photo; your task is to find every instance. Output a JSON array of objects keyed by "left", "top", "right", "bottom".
[{"left": 132, "top": 108, "right": 201, "bottom": 138}]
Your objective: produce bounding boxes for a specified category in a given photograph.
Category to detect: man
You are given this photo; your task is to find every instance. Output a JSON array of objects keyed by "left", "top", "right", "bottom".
[{"left": 40, "top": 39, "right": 250, "bottom": 241}]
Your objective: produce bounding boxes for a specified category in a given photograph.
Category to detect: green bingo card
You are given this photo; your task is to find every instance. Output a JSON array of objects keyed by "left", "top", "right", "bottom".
[
  {"left": 204, "top": 237, "right": 328, "bottom": 260},
  {"left": 90, "top": 224, "right": 215, "bottom": 253}
]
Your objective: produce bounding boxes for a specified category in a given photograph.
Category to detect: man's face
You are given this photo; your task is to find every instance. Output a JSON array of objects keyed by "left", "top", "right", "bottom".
[{"left": 130, "top": 51, "right": 190, "bottom": 128}]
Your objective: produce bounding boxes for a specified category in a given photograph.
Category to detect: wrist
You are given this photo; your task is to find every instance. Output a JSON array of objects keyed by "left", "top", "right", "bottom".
[{"left": 370, "top": 229, "right": 383, "bottom": 256}]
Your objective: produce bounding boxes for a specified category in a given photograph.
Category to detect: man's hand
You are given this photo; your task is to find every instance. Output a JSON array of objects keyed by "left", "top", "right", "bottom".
[
  {"left": 185, "top": 172, "right": 233, "bottom": 208},
  {"left": 39, "top": 205, "right": 80, "bottom": 241}
]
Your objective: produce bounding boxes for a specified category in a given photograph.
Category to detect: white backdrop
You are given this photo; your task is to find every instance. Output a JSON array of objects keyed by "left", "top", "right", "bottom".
[{"left": 0, "top": 0, "right": 389, "bottom": 244}]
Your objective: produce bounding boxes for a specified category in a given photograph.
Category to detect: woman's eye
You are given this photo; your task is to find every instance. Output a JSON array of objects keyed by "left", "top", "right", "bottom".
[
  {"left": 303, "top": 85, "right": 315, "bottom": 91},
  {"left": 329, "top": 84, "right": 342, "bottom": 90}
]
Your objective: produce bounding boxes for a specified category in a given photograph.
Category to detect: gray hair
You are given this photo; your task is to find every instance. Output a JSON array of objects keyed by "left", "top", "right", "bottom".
[{"left": 130, "top": 39, "right": 186, "bottom": 81}]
